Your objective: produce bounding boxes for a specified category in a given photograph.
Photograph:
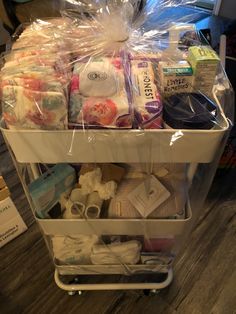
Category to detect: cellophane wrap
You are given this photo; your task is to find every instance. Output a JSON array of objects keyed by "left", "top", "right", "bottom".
[{"left": 0, "top": 0, "right": 234, "bottom": 276}]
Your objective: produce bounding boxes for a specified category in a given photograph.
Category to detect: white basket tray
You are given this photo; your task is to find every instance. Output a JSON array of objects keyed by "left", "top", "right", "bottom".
[
  {"left": 37, "top": 202, "right": 192, "bottom": 237},
  {"left": 1, "top": 115, "right": 229, "bottom": 163}
]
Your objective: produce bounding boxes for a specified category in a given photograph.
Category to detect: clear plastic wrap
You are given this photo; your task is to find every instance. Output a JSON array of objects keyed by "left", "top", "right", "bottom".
[
  {"left": 0, "top": 0, "right": 234, "bottom": 279},
  {"left": 1, "top": 0, "right": 218, "bottom": 131}
]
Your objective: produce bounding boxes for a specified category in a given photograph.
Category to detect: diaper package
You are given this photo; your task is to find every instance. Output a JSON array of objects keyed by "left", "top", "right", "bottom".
[
  {"left": 0, "top": 20, "right": 72, "bottom": 129},
  {"left": 2, "top": 85, "right": 67, "bottom": 130},
  {"left": 0, "top": 18, "right": 92, "bottom": 130}
]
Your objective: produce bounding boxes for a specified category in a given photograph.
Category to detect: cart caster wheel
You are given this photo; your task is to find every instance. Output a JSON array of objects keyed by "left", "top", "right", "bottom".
[
  {"left": 67, "top": 290, "right": 82, "bottom": 296},
  {"left": 143, "top": 289, "right": 160, "bottom": 296},
  {"left": 68, "top": 291, "right": 77, "bottom": 296},
  {"left": 143, "top": 289, "right": 150, "bottom": 296},
  {"left": 150, "top": 289, "right": 160, "bottom": 296}
]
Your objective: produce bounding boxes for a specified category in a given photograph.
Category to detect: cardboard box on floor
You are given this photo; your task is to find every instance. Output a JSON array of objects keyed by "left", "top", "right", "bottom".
[{"left": 0, "top": 176, "right": 27, "bottom": 248}]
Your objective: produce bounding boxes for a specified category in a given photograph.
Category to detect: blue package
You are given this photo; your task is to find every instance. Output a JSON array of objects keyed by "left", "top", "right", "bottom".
[{"left": 29, "top": 164, "right": 76, "bottom": 218}]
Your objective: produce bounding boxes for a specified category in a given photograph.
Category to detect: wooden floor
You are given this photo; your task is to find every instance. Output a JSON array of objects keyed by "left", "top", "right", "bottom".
[{"left": 0, "top": 131, "right": 236, "bottom": 314}]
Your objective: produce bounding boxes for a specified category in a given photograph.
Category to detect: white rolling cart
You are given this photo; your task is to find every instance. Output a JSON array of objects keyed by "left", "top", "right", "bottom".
[{"left": 0, "top": 92, "right": 230, "bottom": 294}]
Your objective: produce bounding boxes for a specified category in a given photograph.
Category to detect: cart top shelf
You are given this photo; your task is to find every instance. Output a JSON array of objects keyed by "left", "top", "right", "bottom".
[{"left": 1, "top": 116, "right": 229, "bottom": 163}]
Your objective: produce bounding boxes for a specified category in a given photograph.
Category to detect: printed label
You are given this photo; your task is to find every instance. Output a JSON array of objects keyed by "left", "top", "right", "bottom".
[
  {"left": 87, "top": 71, "right": 108, "bottom": 81},
  {"left": 158, "top": 61, "right": 193, "bottom": 94},
  {"left": 142, "top": 70, "right": 155, "bottom": 100}
]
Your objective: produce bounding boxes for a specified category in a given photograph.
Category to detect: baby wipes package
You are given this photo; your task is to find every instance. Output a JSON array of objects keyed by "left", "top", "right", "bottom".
[{"left": 69, "top": 57, "right": 132, "bottom": 128}]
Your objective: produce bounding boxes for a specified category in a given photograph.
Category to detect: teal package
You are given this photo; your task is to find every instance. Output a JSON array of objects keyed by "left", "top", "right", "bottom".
[{"left": 29, "top": 164, "right": 76, "bottom": 218}]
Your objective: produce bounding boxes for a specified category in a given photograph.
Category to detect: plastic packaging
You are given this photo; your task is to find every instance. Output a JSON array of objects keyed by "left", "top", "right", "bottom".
[{"left": 0, "top": 0, "right": 234, "bottom": 278}]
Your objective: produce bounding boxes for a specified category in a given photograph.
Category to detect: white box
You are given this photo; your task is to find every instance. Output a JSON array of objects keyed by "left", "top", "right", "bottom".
[{"left": 0, "top": 197, "right": 27, "bottom": 248}]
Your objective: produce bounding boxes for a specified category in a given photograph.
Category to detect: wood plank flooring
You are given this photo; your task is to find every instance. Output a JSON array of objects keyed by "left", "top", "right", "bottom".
[{"left": 1, "top": 131, "right": 236, "bottom": 314}]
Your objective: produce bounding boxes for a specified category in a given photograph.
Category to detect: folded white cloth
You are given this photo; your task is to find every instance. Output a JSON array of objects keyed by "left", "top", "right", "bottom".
[
  {"left": 91, "top": 240, "right": 141, "bottom": 265},
  {"left": 52, "top": 235, "right": 99, "bottom": 264},
  {"left": 79, "top": 167, "right": 117, "bottom": 200}
]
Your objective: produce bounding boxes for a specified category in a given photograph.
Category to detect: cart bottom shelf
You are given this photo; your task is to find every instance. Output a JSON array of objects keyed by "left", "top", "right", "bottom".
[
  {"left": 56, "top": 263, "right": 170, "bottom": 275},
  {"left": 54, "top": 268, "right": 173, "bottom": 292}
]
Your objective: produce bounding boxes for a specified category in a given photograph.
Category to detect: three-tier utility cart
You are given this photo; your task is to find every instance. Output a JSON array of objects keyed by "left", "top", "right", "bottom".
[{"left": 0, "top": 91, "right": 231, "bottom": 294}]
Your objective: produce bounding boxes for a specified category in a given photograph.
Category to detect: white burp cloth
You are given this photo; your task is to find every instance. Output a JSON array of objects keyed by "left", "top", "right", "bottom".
[
  {"left": 79, "top": 168, "right": 117, "bottom": 200},
  {"left": 77, "top": 58, "right": 122, "bottom": 97},
  {"left": 52, "top": 234, "right": 99, "bottom": 264},
  {"left": 91, "top": 240, "right": 141, "bottom": 265}
]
